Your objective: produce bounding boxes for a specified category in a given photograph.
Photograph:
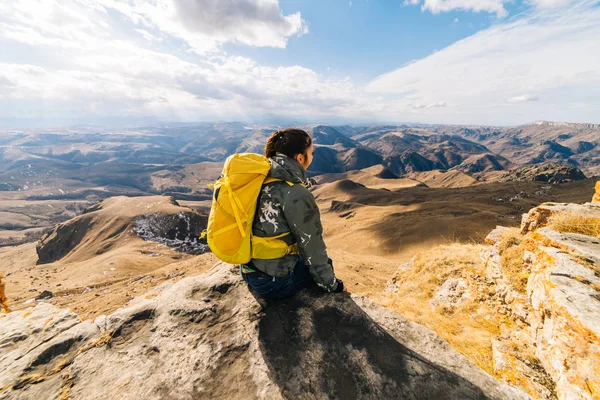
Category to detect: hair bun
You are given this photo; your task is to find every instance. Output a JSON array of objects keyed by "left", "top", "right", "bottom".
[{"left": 264, "top": 128, "right": 311, "bottom": 159}]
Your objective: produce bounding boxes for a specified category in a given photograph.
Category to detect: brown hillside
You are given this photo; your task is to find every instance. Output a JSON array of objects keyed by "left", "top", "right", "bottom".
[
  {"left": 2, "top": 196, "right": 216, "bottom": 319},
  {"left": 314, "top": 165, "right": 424, "bottom": 190},
  {"left": 313, "top": 178, "right": 597, "bottom": 299},
  {"left": 408, "top": 169, "right": 479, "bottom": 188},
  {"left": 36, "top": 196, "right": 206, "bottom": 264}
]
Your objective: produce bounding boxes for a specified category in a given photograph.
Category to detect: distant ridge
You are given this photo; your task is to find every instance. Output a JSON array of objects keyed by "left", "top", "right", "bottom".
[{"left": 532, "top": 120, "right": 600, "bottom": 129}]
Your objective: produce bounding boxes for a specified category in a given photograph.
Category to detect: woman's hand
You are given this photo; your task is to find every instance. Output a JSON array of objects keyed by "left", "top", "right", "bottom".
[{"left": 333, "top": 278, "right": 345, "bottom": 293}]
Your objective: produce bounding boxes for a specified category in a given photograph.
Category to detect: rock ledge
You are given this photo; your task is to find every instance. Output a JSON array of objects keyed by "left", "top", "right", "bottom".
[{"left": 1, "top": 264, "right": 524, "bottom": 400}]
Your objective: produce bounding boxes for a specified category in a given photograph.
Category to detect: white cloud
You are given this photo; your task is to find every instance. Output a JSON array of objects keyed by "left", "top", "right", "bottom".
[
  {"left": 0, "top": 52, "right": 359, "bottom": 122},
  {"left": 411, "top": 101, "right": 447, "bottom": 109},
  {"left": 509, "top": 95, "right": 539, "bottom": 102},
  {"left": 170, "top": 0, "right": 307, "bottom": 49},
  {"left": 135, "top": 29, "right": 163, "bottom": 43},
  {"left": 405, "top": 0, "right": 511, "bottom": 17},
  {"left": 368, "top": 0, "right": 600, "bottom": 124},
  {"left": 7, "top": 0, "right": 307, "bottom": 54},
  {"left": 528, "top": 0, "right": 578, "bottom": 7},
  {"left": 0, "top": 1, "right": 356, "bottom": 122}
]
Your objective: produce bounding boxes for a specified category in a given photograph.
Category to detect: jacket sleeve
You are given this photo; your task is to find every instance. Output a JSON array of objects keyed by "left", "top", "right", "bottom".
[{"left": 282, "top": 185, "right": 339, "bottom": 292}]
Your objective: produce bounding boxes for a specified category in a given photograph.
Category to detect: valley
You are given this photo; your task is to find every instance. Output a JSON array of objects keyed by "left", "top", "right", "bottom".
[{"left": 1, "top": 121, "right": 597, "bottom": 248}]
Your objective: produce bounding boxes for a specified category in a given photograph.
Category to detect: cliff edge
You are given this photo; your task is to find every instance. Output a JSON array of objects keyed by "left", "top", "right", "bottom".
[{"left": 0, "top": 264, "right": 524, "bottom": 400}]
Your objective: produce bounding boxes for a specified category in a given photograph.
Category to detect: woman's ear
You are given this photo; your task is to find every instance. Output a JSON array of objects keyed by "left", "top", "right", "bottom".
[{"left": 294, "top": 153, "right": 304, "bottom": 165}]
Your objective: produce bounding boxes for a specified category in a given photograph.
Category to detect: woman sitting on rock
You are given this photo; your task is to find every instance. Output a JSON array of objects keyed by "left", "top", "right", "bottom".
[{"left": 240, "top": 128, "right": 344, "bottom": 298}]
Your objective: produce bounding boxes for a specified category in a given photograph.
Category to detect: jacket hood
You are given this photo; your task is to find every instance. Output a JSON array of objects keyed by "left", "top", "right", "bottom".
[{"left": 269, "top": 153, "right": 309, "bottom": 185}]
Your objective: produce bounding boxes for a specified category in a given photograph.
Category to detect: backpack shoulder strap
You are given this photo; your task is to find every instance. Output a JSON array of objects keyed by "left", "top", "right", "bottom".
[{"left": 263, "top": 177, "right": 294, "bottom": 186}]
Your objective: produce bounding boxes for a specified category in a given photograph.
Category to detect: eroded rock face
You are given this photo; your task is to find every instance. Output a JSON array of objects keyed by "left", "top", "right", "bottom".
[
  {"left": 526, "top": 228, "right": 600, "bottom": 400},
  {"left": 492, "top": 335, "right": 555, "bottom": 400},
  {"left": 0, "top": 302, "right": 94, "bottom": 395},
  {"left": 483, "top": 228, "right": 556, "bottom": 399},
  {"left": 0, "top": 264, "right": 525, "bottom": 400},
  {"left": 485, "top": 202, "right": 600, "bottom": 400}
]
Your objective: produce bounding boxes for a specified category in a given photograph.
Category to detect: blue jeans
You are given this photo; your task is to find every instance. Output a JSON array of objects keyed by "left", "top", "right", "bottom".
[{"left": 241, "top": 258, "right": 333, "bottom": 299}]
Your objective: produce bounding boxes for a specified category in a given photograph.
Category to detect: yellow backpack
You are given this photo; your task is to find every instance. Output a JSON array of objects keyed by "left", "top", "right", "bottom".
[{"left": 201, "top": 153, "right": 299, "bottom": 264}]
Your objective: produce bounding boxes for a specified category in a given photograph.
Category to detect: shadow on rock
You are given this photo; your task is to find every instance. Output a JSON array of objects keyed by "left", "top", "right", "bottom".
[{"left": 258, "top": 288, "right": 490, "bottom": 400}]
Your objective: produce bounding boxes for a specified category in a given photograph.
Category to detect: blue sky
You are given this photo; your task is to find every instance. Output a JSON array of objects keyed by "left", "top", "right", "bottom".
[
  {"left": 228, "top": 0, "right": 516, "bottom": 83},
  {"left": 0, "top": 0, "right": 599, "bottom": 127}
]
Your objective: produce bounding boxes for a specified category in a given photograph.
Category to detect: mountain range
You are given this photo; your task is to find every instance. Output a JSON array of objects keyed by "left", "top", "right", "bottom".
[
  {"left": 1, "top": 121, "right": 597, "bottom": 197},
  {"left": 0, "top": 121, "right": 597, "bottom": 248}
]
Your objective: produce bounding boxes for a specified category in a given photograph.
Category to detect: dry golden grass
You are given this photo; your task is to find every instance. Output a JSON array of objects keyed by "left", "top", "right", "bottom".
[
  {"left": 548, "top": 212, "right": 600, "bottom": 238},
  {"left": 0, "top": 273, "right": 9, "bottom": 313},
  {"left": 380, "top": 243, "right": 515, "bottom": 375},
  {"left": 497, "top": 228, "right": 529, "bottom": 294},
  {"left": 78, "top": 329, "right": 115, "bottom": 354},
  {"left": 54, "top": 357, "right": 75, "bottom": 373}
]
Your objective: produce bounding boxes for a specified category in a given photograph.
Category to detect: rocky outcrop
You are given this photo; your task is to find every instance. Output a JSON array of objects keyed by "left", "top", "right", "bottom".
[
  {"left": 500, "top": 164, "right": 586, "bottom": 184},
  {"left": 431, "top": 278, "right": 470, "bottom": 307},
  {"left": 526, "top": 228, "right": 600, "bottom": 399},
  {"left": 491, "top": 334, "right": 556, "bottom": 400},
  {"left": 0, "top": 264, "right": 526, "bottom": 400},
  {"left": 483, "top": 228, "right": 556, "bottom": 399},
  {"left": 132, "top": 212, "right": 208, "bottom": 254},
  {"left": 479, "top": 226, "right": 556, "bottom": 399},
  {"left": 483, "top": 197, "right": 600, "bottom": 399},
  {"left": 482, "top": 227, "right": 531, "bottom": 324},
  {"left": 520, "top": 202, "right": 600, "bottom": 234}
]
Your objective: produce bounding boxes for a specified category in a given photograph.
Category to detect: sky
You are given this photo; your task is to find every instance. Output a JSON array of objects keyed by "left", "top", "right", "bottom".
[{"left": 0, "top": 0, "right": 599, "bottom": 127}]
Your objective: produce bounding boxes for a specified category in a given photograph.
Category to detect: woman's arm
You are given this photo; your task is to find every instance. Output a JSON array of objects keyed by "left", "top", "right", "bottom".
[{"left": 282, "top": 185, "right": 340, "bottom": 292}]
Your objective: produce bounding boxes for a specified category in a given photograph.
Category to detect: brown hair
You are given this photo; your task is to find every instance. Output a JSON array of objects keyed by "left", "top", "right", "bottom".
[{"left": 264, "top": 128, "right": 312, "bottom": 159}]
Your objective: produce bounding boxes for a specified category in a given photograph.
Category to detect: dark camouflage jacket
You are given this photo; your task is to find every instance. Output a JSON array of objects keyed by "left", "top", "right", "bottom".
[{"left": 250, "top": 153, "right": 339, "bottom": 292}]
